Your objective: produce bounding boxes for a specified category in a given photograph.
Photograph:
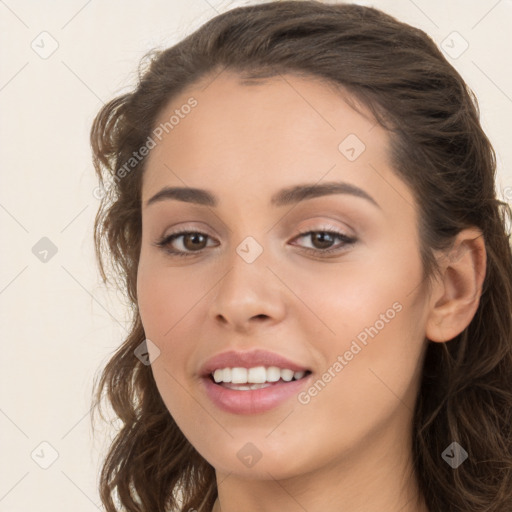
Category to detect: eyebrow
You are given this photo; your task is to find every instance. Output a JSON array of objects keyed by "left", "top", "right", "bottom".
[{"left": 145, "top": 181, "right": 381, "bottom": 210}]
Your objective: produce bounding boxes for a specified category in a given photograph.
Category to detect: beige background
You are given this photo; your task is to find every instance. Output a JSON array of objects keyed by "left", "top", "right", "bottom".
[{"left": 1, "top": 0, "right": 511, "bottom": 510}]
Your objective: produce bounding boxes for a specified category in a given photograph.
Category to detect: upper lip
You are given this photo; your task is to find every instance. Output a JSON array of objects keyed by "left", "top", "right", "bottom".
[{"left": 199, "top": 349, "right": 311, "bottom": 377}]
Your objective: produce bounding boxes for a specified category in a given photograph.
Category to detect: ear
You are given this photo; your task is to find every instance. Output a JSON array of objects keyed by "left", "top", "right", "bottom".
[{"left": 425, "top": 227, "right": 487, "bottom": 343}]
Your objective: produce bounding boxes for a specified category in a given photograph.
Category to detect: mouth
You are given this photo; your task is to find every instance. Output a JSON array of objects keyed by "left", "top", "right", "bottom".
[
  {"left": 198, "top": 349, "right": 313, "bottom": 414},
  {"left": 201, "top": 365, "right": 313, "bottom": 415},
  {"left": 208, "top": 366, "right": 313, "bottom": 390}
]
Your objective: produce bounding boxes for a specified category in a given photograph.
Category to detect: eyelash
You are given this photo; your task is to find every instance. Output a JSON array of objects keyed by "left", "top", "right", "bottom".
[{"left": 153, "top": 226, "right": 357, "bottom": 258}]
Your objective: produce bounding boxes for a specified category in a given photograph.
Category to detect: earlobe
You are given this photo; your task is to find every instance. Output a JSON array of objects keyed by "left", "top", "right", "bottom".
[{"left": 425, "top": 228, "right": 487, "bottom": 343}]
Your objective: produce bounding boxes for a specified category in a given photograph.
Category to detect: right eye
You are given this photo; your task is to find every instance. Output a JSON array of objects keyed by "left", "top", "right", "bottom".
[{"left": 154, "top": 230, "right": 218, "bottom": 257}]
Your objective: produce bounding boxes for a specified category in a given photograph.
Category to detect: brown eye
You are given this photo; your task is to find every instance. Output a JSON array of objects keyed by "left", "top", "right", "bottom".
[
  {"left": 181, "top": 233, "right": 208, "bottom": 251},
  {"left": 309, "top": 232, "right": 337, "bottom": 250},
  {"left": 291, "top": 229, "right": 357, "bottom": 255},
  {"left": 155, "top": 231, "right": 216, "bottom": 257}
]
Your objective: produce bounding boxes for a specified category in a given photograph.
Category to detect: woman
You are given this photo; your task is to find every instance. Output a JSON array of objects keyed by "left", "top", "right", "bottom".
[{"left": 90, "top": 1, "right": 512, "bottom": 511}]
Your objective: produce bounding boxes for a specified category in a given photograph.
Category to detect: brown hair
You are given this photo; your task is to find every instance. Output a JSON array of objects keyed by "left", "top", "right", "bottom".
[{"left": 90, "top": 1, "right": 512, "bottom": 511}]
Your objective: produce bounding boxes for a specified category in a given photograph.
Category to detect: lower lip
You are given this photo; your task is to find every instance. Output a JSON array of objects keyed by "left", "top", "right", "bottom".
[{"left": 201, "top": 374, "right": 312, "bottom": 415}]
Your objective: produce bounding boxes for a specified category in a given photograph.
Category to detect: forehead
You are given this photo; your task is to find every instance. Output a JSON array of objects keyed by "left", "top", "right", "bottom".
[{"left": 141, "top": 71, "right": 413, "bottom": 214}]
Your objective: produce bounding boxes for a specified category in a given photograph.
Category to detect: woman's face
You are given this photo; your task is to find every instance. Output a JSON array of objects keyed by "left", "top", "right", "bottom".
[{"left": 137, "top": 71, "right": 432, "bottom": 480}]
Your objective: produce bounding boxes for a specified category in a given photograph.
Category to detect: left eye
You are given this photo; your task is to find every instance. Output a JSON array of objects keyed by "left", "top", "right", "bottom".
[
  {"left": 154, "top": 229, "right": 357, "bottom": 257},
  {"left": 292, "top": 229, "right": 356, "bottom": 253}
]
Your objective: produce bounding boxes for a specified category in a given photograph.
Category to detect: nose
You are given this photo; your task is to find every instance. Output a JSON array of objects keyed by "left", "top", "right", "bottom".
[{"left": 208, "top": 244, "right": 287, "bottom": 333}]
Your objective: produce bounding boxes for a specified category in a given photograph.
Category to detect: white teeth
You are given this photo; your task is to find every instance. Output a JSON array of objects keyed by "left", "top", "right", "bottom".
[
  {"left": 222, "top": 368, "right": 231, "bottom": 383},
  {"left": 211, "top": 366, "right": 308, "bottom": 384},
  {"left": 281, "top": 369, "right": 294, "bottom": 382},
  {"left": 248, "top": 366, "right": 266, "bottom": 383},
  {"left": 231, "top": 367, "right": 247, "bottom": 384},
  {"left": 267, "top": 366, "right": 281, "bottom": 382}
]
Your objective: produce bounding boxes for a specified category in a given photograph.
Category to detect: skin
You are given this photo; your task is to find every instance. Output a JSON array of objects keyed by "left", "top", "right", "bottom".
[{"left": 136, "top": 71, "right": 486, "bottom": 512}]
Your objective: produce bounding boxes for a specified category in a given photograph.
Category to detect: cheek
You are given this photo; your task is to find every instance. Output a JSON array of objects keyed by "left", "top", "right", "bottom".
[
  {"left": 136, "top": 258, "right": 207, "bottom": 381},
  {"left": 288, "top": 243, "right": 420, "bottom": 340},
  {"left": 136, "top": 265, "right": 203, "bottom": 432},
  {"left": 290, "top": 239, "right": 427, "bottom": 399},
  {"left": 137, "top": 255, "right": 198, "bottom": 336},
  {"left": 136, "top": 263, "right": 193, "bottom": 403}
]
